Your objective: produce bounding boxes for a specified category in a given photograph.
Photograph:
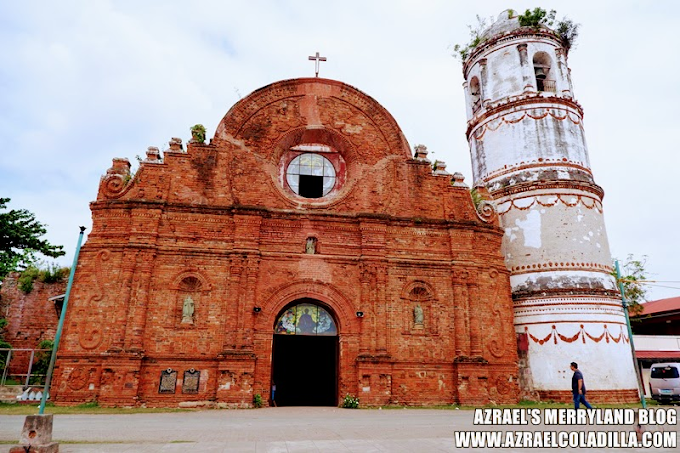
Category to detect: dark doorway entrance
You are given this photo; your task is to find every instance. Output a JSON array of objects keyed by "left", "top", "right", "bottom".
[
  {"left": 271, "top": 300, "right": 338, "bottom": 406},
  {"left": 272, "top": 334, "right": 337, "bottom": 406}
]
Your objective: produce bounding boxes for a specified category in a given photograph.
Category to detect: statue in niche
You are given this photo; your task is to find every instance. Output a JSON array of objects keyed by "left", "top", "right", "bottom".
[
  {"left": 414, "top": 303, "right": 424, "bottom": 326},
  {"left": 182, "top": 295, "right": 195, "bottom": 324},
  {"left": 305, "top": 237, "right": 317, "bottom": 254}
]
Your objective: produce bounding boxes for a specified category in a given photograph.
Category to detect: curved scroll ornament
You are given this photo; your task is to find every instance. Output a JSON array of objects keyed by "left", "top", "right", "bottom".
[
  {"left": 101, "top": 173, "right": 133, "bottom": 199},
  {"left": 78, "top": 250, "right": 110, "bottom": 350},
  {"left": 486, "top": 269, "right": 506, "bottom": 358},
  {"left": 475, "top": 200, "right": 496, "bottom": 223}
]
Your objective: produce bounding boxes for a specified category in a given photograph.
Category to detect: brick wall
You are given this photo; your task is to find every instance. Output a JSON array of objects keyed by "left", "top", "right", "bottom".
[
  {"left": 51, "top": 78, "right": 520, "bottom": 407},
  {"left": 1, "top": 273, "right": 65, "bottom": 377}
]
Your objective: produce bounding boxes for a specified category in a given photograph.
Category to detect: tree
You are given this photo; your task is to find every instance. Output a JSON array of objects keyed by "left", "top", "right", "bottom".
[
  {"left": 0, "top": 198, "right": 65, "bottom": 280},
  {"left": 614, "top": 254, "right": 649, "bottom": 316}
]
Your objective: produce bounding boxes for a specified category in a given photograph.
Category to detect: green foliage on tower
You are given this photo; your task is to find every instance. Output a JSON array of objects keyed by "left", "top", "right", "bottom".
[
  {"left": 517, "top": 7, "right": 579, "bottom": 52},
  {"left": 452, "top": 14, "right": 491, "bottom": 61},
  {"left": 517, "top": 7, "right": 556, "bottom": 28},
  {"left": 453, "top": 8, "right": 580, "bottom": 61}
]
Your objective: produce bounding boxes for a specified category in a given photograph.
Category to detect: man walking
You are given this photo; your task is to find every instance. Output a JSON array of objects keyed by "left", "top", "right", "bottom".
[{"left": 571, "top": 362, "right": 593, "bottom": 409}]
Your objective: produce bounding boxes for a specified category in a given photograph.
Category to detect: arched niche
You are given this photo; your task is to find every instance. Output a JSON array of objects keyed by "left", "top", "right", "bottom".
[
  {"left": 532, "top": 52, "right": 555, "bottom": 93},
  {"left": 469, "top": 76, "right": 482, "bottom": 113}
]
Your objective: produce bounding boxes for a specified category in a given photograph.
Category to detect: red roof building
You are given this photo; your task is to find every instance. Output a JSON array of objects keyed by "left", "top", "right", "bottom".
[{"left": 632, "top": 296, "right": 680, "bottom": 336}]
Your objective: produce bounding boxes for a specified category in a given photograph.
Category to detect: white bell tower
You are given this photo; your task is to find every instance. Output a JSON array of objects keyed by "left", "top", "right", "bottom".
[{"left": 462, "top": 10, "right": 638, "bottom": 402}]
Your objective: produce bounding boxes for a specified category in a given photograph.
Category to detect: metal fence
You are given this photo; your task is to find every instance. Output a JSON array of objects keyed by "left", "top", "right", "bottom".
[
  {"left": 0, "top": 347, "right": 52, "bottom": 388},
  {"left": 538, "top": 79, "right": 557, "bottom": 93}
]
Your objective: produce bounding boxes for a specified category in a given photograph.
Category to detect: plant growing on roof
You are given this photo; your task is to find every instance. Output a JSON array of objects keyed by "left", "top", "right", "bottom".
[
  {"left": 517, "top": 7, "right": 556, "bottom": 28},
  {"left": 518, "top": 8, "right": 579, "bottom": 52},
  {"left": 453, "top": 8, "right": 580, "bottom": 61},
  {"left": 452, "top": 14, "right": 492, "bottom": 61},
  {"left": 554, "top": 18, "right": 580, "bottom": 52},
  {"left": 190, "top": 124, "right": 207, "bottom": 144},
  {"left": 17, "top": 263, "right": 69, "bottom": 294}
]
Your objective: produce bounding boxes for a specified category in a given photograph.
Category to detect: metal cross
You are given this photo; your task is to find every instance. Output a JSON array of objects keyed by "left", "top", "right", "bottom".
[{"left": 308, "top": 52, "right": 327, "bottom": 78}]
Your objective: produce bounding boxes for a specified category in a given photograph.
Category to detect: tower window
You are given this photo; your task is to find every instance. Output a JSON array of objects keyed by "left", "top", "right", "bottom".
[
  {"left": 533, "top": 52, "right": 555, "bottom": 93},
  {"left": 286, "top": 153, "right": 336, "bottom": 198},
  {"left": 470, "top": 77, "right": 481, "bottom": 113}
]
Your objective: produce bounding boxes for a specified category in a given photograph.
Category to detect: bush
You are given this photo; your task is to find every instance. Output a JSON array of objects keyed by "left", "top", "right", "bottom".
[
  {"left": 17, "top": 265, "right": 68, "bottom": 293},
  {"left": 18, "top": 266, "right": 40, "bottom": 293},
  {"left": 340, "top": 394, "right": 359, "bottom": 409},
  {"left": 40, "top": 264, "right": 68, "bottom": 284},
  {"left": 252, "top": 393, "right": 263, "bottom": 408}
]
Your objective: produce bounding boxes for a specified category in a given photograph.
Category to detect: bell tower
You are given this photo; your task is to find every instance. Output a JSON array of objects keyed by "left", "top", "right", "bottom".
[{"left": 462, "top": 10, "right": 638, "bottom": 401}]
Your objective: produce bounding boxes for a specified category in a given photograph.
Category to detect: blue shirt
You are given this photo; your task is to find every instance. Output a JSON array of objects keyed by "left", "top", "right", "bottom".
[{"left": 572, "top": 370, "right": 586, "bottom": 394}]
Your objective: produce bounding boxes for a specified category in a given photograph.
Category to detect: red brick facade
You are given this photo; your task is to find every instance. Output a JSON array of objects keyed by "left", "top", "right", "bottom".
[
  {"left": 1, "top": 274, "right": 65, "bottom": 377},
  {"left": 51, "top": 78, "right": 519, "bottom": 407}
]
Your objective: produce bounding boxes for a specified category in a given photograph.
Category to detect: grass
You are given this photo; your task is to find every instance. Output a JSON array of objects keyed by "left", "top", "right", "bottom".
[
  {"left": 1, "top": 399, "right": 663, "bottom": 415},
  {"left": 0, "top": 401, "right": 195, "bottom": 416}
]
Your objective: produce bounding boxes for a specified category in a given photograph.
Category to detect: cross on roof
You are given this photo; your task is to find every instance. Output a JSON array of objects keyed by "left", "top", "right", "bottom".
[{"left": 308, "top": 52, "right": 327, "bottom": 78}]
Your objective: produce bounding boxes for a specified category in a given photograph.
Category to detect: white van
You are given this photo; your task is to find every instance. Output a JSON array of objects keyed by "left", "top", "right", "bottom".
[{"left": 649, "top": 362, "right": 680, "bottom": 404}]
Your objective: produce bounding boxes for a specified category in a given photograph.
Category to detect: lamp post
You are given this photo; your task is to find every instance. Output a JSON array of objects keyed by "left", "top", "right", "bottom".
[{"left": 615, "top": 260, "right": 647, "bottom": 409}]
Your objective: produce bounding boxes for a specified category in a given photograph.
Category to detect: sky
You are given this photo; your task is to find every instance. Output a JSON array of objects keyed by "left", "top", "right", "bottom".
[{"left": 1, "top": 0, "right": 678, "bottom": 302}]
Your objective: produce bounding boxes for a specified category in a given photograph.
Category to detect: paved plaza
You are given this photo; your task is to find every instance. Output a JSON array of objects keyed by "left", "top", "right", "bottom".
[{"left": 0, "top": 407, "right": 678, "bottom": 452}]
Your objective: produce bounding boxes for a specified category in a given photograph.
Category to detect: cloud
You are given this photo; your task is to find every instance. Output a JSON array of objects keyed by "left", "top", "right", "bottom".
[{"left": 1, "top": 0, "right": 678, "bottom": 300}]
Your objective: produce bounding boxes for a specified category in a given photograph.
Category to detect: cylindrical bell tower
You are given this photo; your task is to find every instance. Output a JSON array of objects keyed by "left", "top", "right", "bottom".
[{"left": 462, "top": 10, "right": 638, "bottom": 401}]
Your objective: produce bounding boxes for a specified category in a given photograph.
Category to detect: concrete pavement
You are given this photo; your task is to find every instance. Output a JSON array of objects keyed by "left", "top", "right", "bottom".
[{"left": 0, "top": 407, "right": 678, "bottom": 452}]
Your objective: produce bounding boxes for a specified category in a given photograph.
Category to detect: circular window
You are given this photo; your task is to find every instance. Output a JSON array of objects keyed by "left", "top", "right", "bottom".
[{"left": 286, "top": 153, "right": 336, "bottom": 198}]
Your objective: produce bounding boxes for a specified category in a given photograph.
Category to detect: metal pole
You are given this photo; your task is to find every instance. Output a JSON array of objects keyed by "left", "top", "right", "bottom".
[
  {"left": 615, "top": 260, "right": 647, "bottom": 408},
  {"left": 38, "top": 226, "right": 86, "bottom": 414},
  {"left": 1, "top": 349, "right": 11, "bottom": 385},
  {"left": 25, "top": 349, "right": 35, "bottom": 387}
]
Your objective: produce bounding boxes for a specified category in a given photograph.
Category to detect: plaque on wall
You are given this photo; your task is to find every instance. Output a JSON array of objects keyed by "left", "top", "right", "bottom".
[
  {"left": 159, "top": 368, "right": 177, "bottom": 394},
  {"left": 183, "top": 368, "right": 200, "bottom": 394}
]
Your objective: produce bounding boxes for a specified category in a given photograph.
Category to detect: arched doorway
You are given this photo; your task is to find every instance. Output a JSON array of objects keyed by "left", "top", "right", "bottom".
[{"left": 272, "top": 299, "right": 338, "bottom": 406}]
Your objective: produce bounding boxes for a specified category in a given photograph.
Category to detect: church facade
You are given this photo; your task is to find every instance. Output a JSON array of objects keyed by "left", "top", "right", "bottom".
[
  {"left": 50, "top": 11, "right": 639, "bottom": 407},
  {"left": 51, "top": 78, "right": 519, "bottom": 407}
]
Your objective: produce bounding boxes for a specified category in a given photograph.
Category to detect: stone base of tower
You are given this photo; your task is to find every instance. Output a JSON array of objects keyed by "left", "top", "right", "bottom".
[{"left": 535, "top": 389, "right": 640, "bottom": 404}]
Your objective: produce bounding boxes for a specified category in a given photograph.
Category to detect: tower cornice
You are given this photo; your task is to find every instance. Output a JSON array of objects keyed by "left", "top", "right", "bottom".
[
  {"left": 466, "top": 95, "right": 584, "bottom": 140},
  {"left": 463, "top": 28, "right": 565, "bottom": 77},
  {"left": 490, "top": 179, "right": 605, "bottom": 201}
]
